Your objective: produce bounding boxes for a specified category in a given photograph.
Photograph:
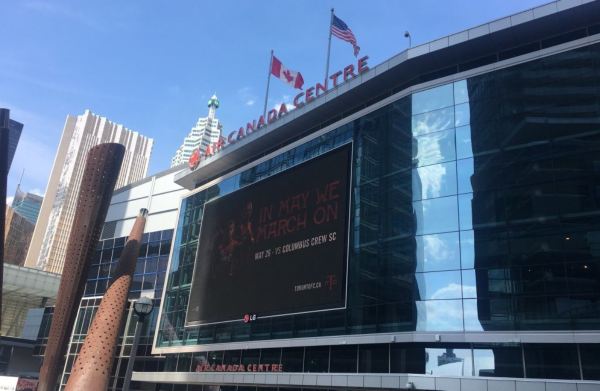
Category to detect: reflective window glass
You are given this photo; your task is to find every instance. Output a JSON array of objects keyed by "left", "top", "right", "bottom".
[
  {"left": 463, "top": 299, "right": 484, "bottom": 331},
  {"left": 358, "top": 344, "right": 389, "bottom": 373},
  {"left": 473, "top": 346, "right": 523, "bottom": 378},
  {"left": 412, "top": 84, "right": 454, "bottom": 115},
  {"left": 460, "top": 230, "right": 475, "bottom": 269},
  {"left": 414, "top": 196, "right": 459, "bottom": 235},
  {"left": 457, "top": 158, "right": 474, "bottom": 194},
  {"left": 281, "top": 348, "right": 304, "bottom": 372},
  {"left": 415, "top": 271, "right": 462, "bottom": 300},
  {"left": 581, "top": 344, "right": 600, "bottom": 380},
  {"left": 458, "top": 194, "right": 473, "bottom": 231},
  {"left": 461, "top": 269, "right": 477, "bottom": 299},
  {"left": 416, "top": 232, "right": 461, "bottom": 272},
  {"left": 455, "top": 125, "right": 473, "bottom": 159},
  {"left": 330, "top": 345, "right": 357, "bottom": 373},
  {"left": 412, "top": 108, "right": 455, "bottom": 136},
  {"left": 390, "top": 344, "right": 427, "bottom": 374},
  {"left": 413, "top": 129, "right": 456, "bottom": 167},
  {"left": 304, "top": 346, "right": 329, "bottom": 373},
  {"left": 524, "top": 344, "right": 579, "bottom": 380},
  {"left": 412, "top": 162, "right": 457, "bottom": 201},
  {"left": 455, "top": 103, "right": 471, "bottom": 127},
  {"left": 454, "top": 80, "right": 469, "bottom": 104},
  {"left": 425, "top": 348, "right": 472, "bottom": 376},
  {"left": 416, "top": 300, "right": 464, "bottom": 331}
]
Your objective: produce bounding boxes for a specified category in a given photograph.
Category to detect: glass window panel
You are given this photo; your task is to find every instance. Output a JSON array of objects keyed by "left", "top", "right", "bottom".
[
  {"left": 390, "top": 344, "right": 427, "bottom": 374},
  {"left": 241, "top": 350, "right": 260, "bottom": 366},
  {"left": 412, "top": 162, "right": 457, "bottom": 201},
  {"left": 455, "top": 126, "right": 473, "bottom": 159},
  {"left": 281, "top": 347, "right": 304, "bottom": 372},
  {"left": 457, "top": 158, "right": 474, "bottom": 194},
  {"left": 413, "top": 129, "right": 456, "bottom": 167},
  {"left": 412, "top": 84, "right": 454, "bottom": 115},
  {"left": 425, "top": 348, "right": 472, "bottom": 376},
  {"left": 455, "top": 103, "right": 470, "bottom": 127},
  {"left": 412, "top": 108, "right": 455, "bottom": 137},
  {"left": 135, "top": 260, "right": 145, "bottom": 275},
  {"left": 458, "top": 193, "right": 473, "bottom": 231},
  {"left": 463, "top": 299, "right": 484, "bottom": 332},
  {"left": 101, "top": 249, "right": 112, "bottom": 262},
  {"left": 416, "top": 300, "right": 463, "bottom": 331},
  {"left": 145, "top": 257, "right": 158, "bottom": 274},
  {"left": 461, "top": 270, "right": 477, "bottom": 299},
  {"left": 416, "top": 232, "right": 461, "bottom": 272},
  {"left": 358, "top": 344, "right": 389, "bottom": 373},
  {"left": 304, "top": 346, "right": 329, "bottom": 373},
  {"left": 524, "top": 344, "right": 579, "bottom": 380},
  {"left": 460, "top": 230, "right": 475, "bottom": 269},
  {"left": 415, "top": 271, "right": 462, "bottom": 300},
  {"left": 330, "top": 345, "right": 357, "bottom": 373},
  {"left": 414, "top": 196, "right": 459, "bottom": 235},
  {"left": 454, "top": 80, "right": 469, "bottom": 104},
  {"left": 147, "top": 241, "right": 160, "bottom": 257},
  {"left": 581, "top": 344, "right": 600, "bottom": 380},
  {"left": 473, "top": 345, "right": 523, "bottom": 378}
]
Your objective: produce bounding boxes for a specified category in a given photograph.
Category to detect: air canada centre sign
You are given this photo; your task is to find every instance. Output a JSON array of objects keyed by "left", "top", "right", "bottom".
[{"left": 188, "top": 56, "right": 369, "bottom": 170}]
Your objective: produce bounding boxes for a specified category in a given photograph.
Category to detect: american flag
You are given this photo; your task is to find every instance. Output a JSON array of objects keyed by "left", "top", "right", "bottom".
[{"left": 331, "top": 14, "right": 360, "bottom": 56}]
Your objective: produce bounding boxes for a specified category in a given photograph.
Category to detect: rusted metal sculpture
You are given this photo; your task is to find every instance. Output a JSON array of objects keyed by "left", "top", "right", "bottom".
[
  {"left": 65, "top": 209, "right": 147, "bottom": 391},
  {"left": 38, "top": 143, "right": 125, "bottom": 391}
]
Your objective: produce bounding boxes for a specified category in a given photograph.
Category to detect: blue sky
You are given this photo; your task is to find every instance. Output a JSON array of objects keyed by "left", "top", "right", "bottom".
[{"left": 2, "top": 0, "right": 548, "bottom": 202}]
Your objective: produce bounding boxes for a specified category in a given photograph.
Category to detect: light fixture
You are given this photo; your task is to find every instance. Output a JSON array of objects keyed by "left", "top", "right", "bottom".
[
  {"left": 133, "top": 296, "right": 154, "bottom": 318},
  {"left": 404, "top": 31, "right": 412, "bottom": 48}
]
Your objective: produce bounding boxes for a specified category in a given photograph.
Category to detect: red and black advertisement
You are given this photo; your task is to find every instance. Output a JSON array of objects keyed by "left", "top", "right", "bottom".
[{"left": 186, "top": 144, "right": 352, "bottom": 326}]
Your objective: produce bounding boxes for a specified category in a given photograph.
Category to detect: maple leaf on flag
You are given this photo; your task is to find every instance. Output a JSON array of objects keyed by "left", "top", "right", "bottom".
[{"left": 271, "top": 55, "right": 304, "bottom": 89}]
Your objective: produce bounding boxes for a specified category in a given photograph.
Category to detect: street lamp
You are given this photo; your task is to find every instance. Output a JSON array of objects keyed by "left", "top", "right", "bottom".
[
  {"left": 404, "top": 31, "right": 412, "bottom": 48},
  {"left": 122, "top": 296, "right": 154, "bottom": 391}
]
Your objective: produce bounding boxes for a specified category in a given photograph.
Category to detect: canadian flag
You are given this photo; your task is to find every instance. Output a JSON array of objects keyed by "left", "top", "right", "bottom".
[{"left": 270, "top": 55, "right": 304, "bottom": 90}]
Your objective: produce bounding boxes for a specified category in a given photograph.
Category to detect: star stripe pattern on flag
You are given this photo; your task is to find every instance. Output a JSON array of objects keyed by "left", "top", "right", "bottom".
[
  {"left": 331, "top": 14, "right": 360, "bottom": 56},
  {"left": 271, "top": 55, "right": 304, "bottom": 90}
]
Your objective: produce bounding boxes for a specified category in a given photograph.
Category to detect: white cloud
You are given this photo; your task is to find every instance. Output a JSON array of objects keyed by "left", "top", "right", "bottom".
[
  {"left": 6, "top": 196, "right": 14, "bottom": 206},
  {"left": 237, "top": 87, "right": 257, "bottom": 109}
]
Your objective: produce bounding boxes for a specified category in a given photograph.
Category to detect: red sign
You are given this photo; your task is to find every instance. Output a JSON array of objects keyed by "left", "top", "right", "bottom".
[
  {"left": 188, "top": 56, "right": 370, "bottom": 170},
  {"left": 196, "top": 363, "right": 283, "bottom": 373}
]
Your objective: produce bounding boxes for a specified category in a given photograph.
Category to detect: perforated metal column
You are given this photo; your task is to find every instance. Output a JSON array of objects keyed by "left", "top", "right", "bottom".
[
  {"left": 65, "top": 210, "right": 147, "bottom": 391},
  {"left": 38, "top": 143, "right": 125, "bottom": 391}
]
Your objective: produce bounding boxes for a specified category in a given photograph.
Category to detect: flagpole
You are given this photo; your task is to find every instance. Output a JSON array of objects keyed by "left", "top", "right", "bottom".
[
  {"left": 324, "top": 8, "right": 334, "bottom": 87},
  {"left": 263, "top": 49, "right": 274, "bottom": 119}
]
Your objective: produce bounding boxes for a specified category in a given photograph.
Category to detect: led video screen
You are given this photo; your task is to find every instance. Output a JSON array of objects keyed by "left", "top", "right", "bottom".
[{"left": 186, "top": 144, "right": 352, "bottom": 326}]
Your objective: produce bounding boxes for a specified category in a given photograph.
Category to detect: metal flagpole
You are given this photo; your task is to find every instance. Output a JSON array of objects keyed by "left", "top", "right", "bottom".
[
  {"left": 263, "top": 49, "right": 274, "bottom": 119},
  {"left": 324, "top": 8, "right": 334, "bottom": 87}
]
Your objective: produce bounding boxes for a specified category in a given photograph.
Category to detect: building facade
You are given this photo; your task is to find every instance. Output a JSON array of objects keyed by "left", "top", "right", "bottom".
[
  {"left": 6, "top": 119, "right": 23, "bottom": 172},
  {"left": 171, "top": 95, "right": 222, "bottom": 168},
  {"left": 4, "top": 206, "right": 35, "bottom": 267},
  {"left": 131, "top": 1, "right": 600, "bottom": 390},
  {"left": 25, "top": 110, "right": 154, "bottom": 274},
  {"left": 11, "top": 188, "right": 43, "bottom": 225}
]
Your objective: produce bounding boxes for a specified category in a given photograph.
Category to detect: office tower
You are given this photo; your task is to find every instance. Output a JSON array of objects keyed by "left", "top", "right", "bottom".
[
  {"left": 7, "top": 119, "right": 23, "bottom": 172},
  {"left": 25, "top": 110, "right": 153, "bottom": 274},
  {"left": 11, "top": 187, "right": 43, "bottom": 225},
  {"left": 171, "top": 95, "right": 221, "bottom": 167},
  {"left": 4, "top": 206, "right": 35, "bottom": 266}
]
